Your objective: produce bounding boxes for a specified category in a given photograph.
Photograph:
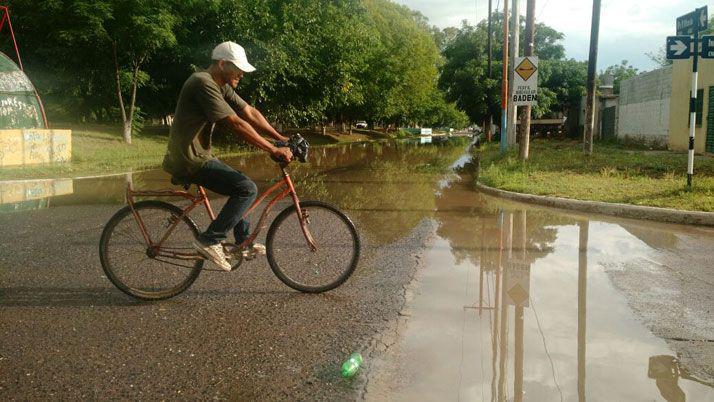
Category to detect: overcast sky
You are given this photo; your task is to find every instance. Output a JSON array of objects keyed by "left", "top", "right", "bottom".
[{"left": 394, "top": 0, "right": 713, "bottom": 72}]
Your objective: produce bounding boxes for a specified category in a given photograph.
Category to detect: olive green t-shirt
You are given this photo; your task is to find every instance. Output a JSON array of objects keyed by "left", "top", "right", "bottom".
[{"left": 163, "top": 71, "right": 248, "bottom": 176}]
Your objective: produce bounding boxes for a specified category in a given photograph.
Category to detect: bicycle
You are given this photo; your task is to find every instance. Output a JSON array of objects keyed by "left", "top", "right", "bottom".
[{"left": 99, "top": 135, "right": 361, "bottom": 301}]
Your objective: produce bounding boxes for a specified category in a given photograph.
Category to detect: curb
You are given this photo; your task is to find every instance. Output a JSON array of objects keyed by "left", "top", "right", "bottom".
[{"left": 475, "top": 182, "right": 714, "bottom": 227}]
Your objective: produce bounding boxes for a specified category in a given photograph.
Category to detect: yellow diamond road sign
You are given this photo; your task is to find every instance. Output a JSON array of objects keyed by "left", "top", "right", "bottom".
[
  {"left": 513, "top": 56, "right": 539, "bottom": 106},
  {"left": 505, "top": 260, "right": 531, "bottom": 306},
  {"left": 507, "top": 284, "right": 529, "bottom": 306},
  {"left": 516, "top": 57, "right": 537, "bottom": 81}
]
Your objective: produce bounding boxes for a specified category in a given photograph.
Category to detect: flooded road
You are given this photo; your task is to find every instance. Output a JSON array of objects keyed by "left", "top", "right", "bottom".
[
  {"left": 365, "top": 176, "right": 714, "bottom": 401},
  {"left": 1, "top": 139, "right": 713, "bottom": 400}
]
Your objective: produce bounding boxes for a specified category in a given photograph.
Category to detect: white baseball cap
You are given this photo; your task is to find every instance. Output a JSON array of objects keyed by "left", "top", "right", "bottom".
[{"left": 211, "top": 41, "right": 256, "bottom": 73}]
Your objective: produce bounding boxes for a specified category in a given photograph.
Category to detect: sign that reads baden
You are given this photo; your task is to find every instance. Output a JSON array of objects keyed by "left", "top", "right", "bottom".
[{"left": 513, "top": 56, "right": 538, "bottom": 106}]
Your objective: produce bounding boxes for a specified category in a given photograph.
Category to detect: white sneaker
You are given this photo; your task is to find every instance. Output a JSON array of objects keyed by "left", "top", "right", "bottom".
[
  {"left": 193, "top": 240, "right": 232, "bottom": 271},
  {"left": 241, "top": 243, "right": 267, "bottom": 259}
]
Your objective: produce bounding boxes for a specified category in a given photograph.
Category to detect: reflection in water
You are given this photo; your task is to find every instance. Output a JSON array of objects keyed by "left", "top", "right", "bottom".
[
  {"left": 466, "top": 209, "right": 713, "bottom": 401},
  {"left": 0, "top": 178, "right": 73, "bottom": 212},
  {"left": 649, "top": 355, "right": 686, "bottom": 402},
  {"left": 648, "top": 355, "right": 714, "bottom": 402},
  {"left": 578, "top": 221, "right": 588, "bottom": 402},
  {"left": 368, "top": 170, "right": 714, "bottom": 401}
]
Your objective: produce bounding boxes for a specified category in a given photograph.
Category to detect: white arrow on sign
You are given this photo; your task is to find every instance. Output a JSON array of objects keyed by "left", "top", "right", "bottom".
[
  {"left": 670, "top": 39, "right": 688, "bottom": 56},
  {"left": 701, "top": 8, "right": 708, "bottom": 27}
]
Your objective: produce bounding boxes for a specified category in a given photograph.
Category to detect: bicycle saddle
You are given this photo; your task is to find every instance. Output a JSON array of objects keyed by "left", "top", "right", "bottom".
[{"left": 170, "top": 176, "right": 192, "bottom": 190}]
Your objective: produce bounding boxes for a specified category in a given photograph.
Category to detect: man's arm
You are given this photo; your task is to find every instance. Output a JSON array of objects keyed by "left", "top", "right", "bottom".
[
  {"left": 218, "top": 114, "right": 292, "bottom": 161},
  {"left": 238, "top": 105, "right": 289, "bottom": 142}
]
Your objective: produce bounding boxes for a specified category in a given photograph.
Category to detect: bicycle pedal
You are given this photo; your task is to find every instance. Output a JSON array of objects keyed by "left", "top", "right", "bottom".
[
  {"left": 240, "top": 251, "right": 260, "bottom": 260},
  {"left": 241, "top": 250, "right": 266, "bottom": 260}
]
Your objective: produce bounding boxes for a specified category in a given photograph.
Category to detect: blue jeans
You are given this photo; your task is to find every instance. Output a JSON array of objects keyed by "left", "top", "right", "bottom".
[{"left": 187, "top": 159, "right": 258, "bottom": 246}]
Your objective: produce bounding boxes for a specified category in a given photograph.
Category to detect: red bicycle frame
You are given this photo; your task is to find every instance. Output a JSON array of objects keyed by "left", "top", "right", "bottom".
[{"left": 125, "top": 165, "right": 317, "bottom": 261}]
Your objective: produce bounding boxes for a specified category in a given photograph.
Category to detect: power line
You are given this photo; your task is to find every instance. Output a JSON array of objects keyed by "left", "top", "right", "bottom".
[
  {"left": 536, "top": 0, "right": 551, "bottom": 21},
  {"left": 530, "top": 296, "right": 564, "bottom": 402},
  {"left": 457, "top": 262, "right": 471, "bottom": 402}
]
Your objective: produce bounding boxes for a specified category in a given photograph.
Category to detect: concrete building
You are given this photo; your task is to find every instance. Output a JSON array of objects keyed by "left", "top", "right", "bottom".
[
  {"left": 570, "top": 77, "right": 619, "bottom": 140},
  {"left": 595, "top": 75, "right": 619, "bottom": 140},
  {"left": 669, "top": 57, "right": 714, "bottom": 153},
  {"left": 618, "top": 66, "right": 672, "bottom": 146}
]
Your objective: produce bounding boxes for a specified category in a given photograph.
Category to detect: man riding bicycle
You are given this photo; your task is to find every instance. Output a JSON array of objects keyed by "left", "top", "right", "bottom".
[{"left": 162, "top": 41, "right": 293, "bottom": 271}]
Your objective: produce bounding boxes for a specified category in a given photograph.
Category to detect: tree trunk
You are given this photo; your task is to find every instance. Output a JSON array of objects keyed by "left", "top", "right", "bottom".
[
  {"left": 112, "top": 41, "right": 130, "bottom": 144},
  {"left": 124, "top": 62, "right": 141, "bottom": 144},
  {"left": 125, "top": 172, "right": 134, "bottom": 189}
]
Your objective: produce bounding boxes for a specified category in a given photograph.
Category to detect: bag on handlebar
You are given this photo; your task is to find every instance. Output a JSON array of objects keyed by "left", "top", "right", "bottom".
[{"left": 275, "top": 134, "right": 309, "bottom": 163}]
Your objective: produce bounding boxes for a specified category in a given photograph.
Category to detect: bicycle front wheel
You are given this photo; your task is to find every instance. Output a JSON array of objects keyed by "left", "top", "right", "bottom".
[
  {"left": 99, "top": 200, "right": 204, "bottom": 300},
  {"left": 266, "top": 201, "right": 360, "bottom": 293}
]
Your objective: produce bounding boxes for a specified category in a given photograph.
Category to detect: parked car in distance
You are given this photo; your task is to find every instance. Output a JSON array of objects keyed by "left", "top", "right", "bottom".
[{"left": 355, "top": 120, "right": 368, "bottom": 129}]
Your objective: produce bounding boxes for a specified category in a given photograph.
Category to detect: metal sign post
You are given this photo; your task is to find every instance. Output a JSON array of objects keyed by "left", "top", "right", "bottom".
[
  {"left": 688, "top": 12, "right": 700, "bottom": 190},
  {"left": 666, "top": 6, "right": 708, "bottom": 190}
]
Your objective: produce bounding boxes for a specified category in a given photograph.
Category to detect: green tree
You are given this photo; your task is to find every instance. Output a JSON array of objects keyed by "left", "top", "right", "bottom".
[
  {"left": 645, "top": 45, "right": 673, "bottom": 68},
  {"left": 8, "top": 0, "right": 466, "bottom": 135},
  {"left": 537, "top": 58, "right": 587, "bottom": 118},
  {"left": 439, "top": 23, "right": 499, "bottom": 125},
  {"left": 431, "top": 26, "right": 459, "bottom": 52},
  {"left": 439, "top": 14, "right": 578, "bottom": 124},
  {"left": 600, "top": 60, "right": 638, "bottom": 94},
  {"left": 414, "top": 89, "right": 470, "bottom": 128},
  {"left": 359, "top": 0, "right": 442, "bottom": 128},
  {"left": 107, "top": 0, "right": 176, "bottom": 143},
  {"left": 7, "top": 0, "right": 176, "bottom": 143}
]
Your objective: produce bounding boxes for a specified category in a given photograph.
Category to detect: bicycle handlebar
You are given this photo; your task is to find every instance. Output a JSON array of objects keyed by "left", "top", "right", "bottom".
[{"left": 274, "top": 134, "right": 310, "bottom": 164}]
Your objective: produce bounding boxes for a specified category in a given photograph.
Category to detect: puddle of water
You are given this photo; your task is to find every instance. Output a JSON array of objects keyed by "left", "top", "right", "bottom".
[
  {"left": 367, "top": 177, "right": 714, "bottom": 401},
  {"left": 0, "top": 139, "right": 470, "bottom": 247}
]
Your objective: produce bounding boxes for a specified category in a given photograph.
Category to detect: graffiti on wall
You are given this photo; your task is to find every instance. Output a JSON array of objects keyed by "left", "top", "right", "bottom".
[
  {"left": 0, "top": 96, "right": 41, "bottom": 128},
  {"left": 0, "top": 70, "right": 35, "bottom": 92},
  {"left": 0, "top": 129, "right": 72, "bottom": 166}
]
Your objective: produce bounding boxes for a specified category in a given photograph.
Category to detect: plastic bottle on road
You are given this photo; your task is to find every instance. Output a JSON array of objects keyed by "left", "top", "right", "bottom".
[{"left": 340, "top": 352, "right": 363, "bottom": 378}]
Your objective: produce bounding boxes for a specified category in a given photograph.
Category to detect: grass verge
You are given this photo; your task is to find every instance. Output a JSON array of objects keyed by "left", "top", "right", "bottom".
[{"left": 475, "top": 139, "right": 714, "bottom": 212}]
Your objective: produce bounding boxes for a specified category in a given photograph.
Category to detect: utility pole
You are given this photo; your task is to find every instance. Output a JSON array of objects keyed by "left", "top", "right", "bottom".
[
  {"left": 577, "top": 220, "right": 589, "bottom": 402},
  {"left": 485, "top": 0, "right": 494, "bottom": 142},
  {"left": 507, "top": 0, "right": 520, "bottom": 147},
  {"left": 583, "top": 0, "right": 601, "bottom": 155},
  {"left": 500, "top": 0, "right": 510, "bottom": 153},
  {"left": 518, "top": 0, "right": 536, "bottom": 160}
]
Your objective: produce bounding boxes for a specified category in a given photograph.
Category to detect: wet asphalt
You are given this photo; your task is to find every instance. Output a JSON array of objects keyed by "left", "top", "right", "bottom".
[{"left": 0, "top": 199, "right": 430, "bottom": 400}]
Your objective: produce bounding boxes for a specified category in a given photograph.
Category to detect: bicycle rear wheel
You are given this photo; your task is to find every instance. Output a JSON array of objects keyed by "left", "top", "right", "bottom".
[
  {"left": 266, "top": 200, "right": 360, "bottom": 293},
  {"left": 99, "top": 200, "right": 204, "bottom": 300}
]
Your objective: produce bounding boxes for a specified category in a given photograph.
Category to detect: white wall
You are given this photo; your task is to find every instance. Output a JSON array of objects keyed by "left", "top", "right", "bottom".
[{"left": 617, "top": 66, "right": 672, "bottom": 143}]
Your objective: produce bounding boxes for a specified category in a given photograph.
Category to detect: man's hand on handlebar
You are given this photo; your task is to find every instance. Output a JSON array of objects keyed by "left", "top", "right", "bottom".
[{"left": 271, "top": 146, "right": 293, "bottom": 162}]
